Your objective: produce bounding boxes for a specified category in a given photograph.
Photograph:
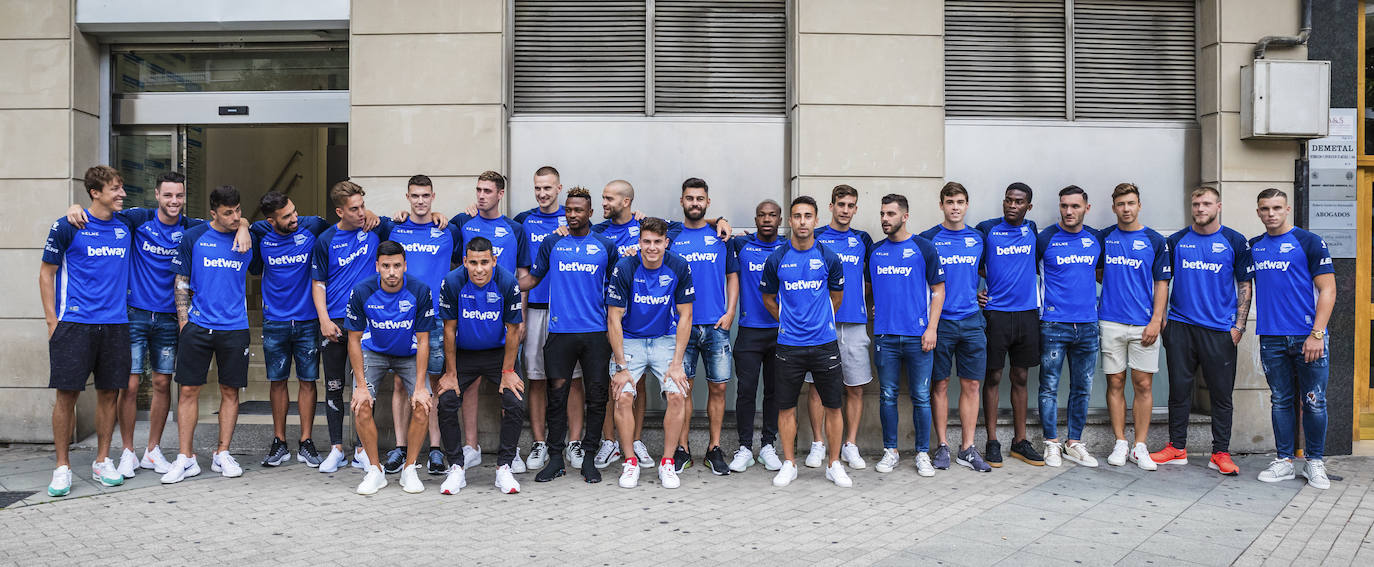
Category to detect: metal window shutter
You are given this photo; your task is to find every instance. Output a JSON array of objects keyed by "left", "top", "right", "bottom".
[
  {"left": 945, "top": 0, "right": 1068, "bottom": 119},
  {"left": 652, "top": 0, "right": 786, "bottom": 114},
  {"left": 514, "top": 1, "right": 646, "bottom": 114},
  {"left": 1072, "top": 0, "right": 1196, "bottom": 120}
]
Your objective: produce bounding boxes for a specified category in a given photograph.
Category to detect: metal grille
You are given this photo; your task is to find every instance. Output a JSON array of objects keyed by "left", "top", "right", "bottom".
[
  {"left": 945, "top": 0, "right": 1068, "bottom": 119},
  {"left": 652, "top": 0, "right": 787, "bottom": 114},
  {"left": 514, "top": 1, "right": 647, "bottom": 114},
  {"left": 1072, "top": 0, "right": 1196, "bottom": 120}
]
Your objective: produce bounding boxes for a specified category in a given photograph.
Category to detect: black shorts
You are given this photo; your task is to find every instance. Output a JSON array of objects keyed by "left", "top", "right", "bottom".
[
  {"left": 456, "top": 347, "right": 505, "bottom": 390},
  {"left": 174, "top": 322, "right": 250, "bottom": 388},
  {"left": 775, "top": 341, "right": 843, "bottom": 410},
  {"left": 984, "top": 309, "right": 1040, "bottom": 370},
  {"left": 49, "top": 322, "right": 130, "bottom": 391}
]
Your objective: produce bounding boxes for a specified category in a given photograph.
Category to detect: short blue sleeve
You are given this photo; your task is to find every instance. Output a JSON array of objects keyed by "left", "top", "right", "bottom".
[
  {"left": 1298, "top": 230, "right": 1335, "bottom": 277},
  {"left": 531, "top": 235, "right": 556, "bottom": 279},
  {"left": 437, "top": 270, "right": 464, "bottom": 321},
  {"left": 310, "top": 232, "right": 331, "bottom": 282},
  {"left": 170, "top": 226, "right": 196, "bottom": 278},
  {"left": 916, "top": 237, "right": 946, "bottom": 285},
  {"left": 674, "top": 258, "right": 696, "bottom": 304},
  {"left": 301, "top": 216, "right": 330, "bottom": 236},
  {"left": 1226, "top": 228, "right": 1255, "bottom": 282},
  {"left": 41, "top": 219, "right": 75, "bottom": 265},
  {"left": 824, "top": 249, "right": 846, "bottom": 291},
  {"left": 1035, "top": 226, "right": 1056, "bottom": 261},
  {"left": 414, "top": 283, "right": 435, "bottom": 333},
  {"left": 249, "top": 220, "right": 272, "bottom": 238},
  {"left": 509, "top": 219, "right": 531, "bottom": 268},
  {"left": 598, "top": 234, "right": 620, "bottom": 275},
  {"left": 606, "top": 257, "right": 634, "bottom": 309},
  {"left": 115, "top": 207, "right": 153, "bottom": 230},
  {"left": 1149, "top": 229, "right": 1171, "bottom": 281},
  {"left": 344, "top": 285, "right": 368, "bottom": 332},
  {"left": 248, "top": 230, "right": 265, "bottom": 275},
  {"left": 760, "top": 247, "right": 784, "bottom": 294},
  {"left": 499, "top": 269, "right": 523, "bottom": 324}
]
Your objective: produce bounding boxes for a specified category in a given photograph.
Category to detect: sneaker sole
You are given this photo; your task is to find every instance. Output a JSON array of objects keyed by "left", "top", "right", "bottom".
[
  {"left": 262, "top": 454, "right": 289, "bottom": 467},
  {"left": 987, "top": 459, "right": 1003, "bottom": 468},
  {"left": 1010, "top": 451, "right": 1045, "bottom": 466},
  {"left": 93, "top": 475, "right": 124, "bottom": 487},
  {"left": 955, "top": 458, "right": 991, "bottom": 472},
  {"left": 1063, "top": 457, "right": 1098, "bottom": 468},
  {"left": 728, "top": 463, "right": 750, "bottom": 473},
  {"left": 1156, "top": 457, "right": 1188, "bottom": 465},
  {"left": 1258, "top": 474, "right": 1296, "bottom": 483},
  {"left": 875, "top": 465, "right": 895, "bottom": 473},
  {"left": 706, "top": 462, "right": 731, "bottom": 476},
  {"left": 535, "top": 468, "right": 565, "bottom": 483},
  {"left": 1207, "top": 462, "right": 1239, "bottom": 476},
  {"left": 297, "top": 456, "right": 322, "bottom": 468},
  {"left": 498, "top": 485, "right": 520, "bottom": 494},
  {"left": 47, "top": 487, "right": 70, "bottom": 497}
]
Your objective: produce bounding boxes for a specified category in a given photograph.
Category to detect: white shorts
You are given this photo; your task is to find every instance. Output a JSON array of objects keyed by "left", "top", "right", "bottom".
[
  {"left": 805, "top": 323, "right": 873, "bottom": 387},
  {"left": 1099, "top": 320, "right": 1160, "bottom": 374},
  {"left": 524, "top": 307, "right": 582, "bottom": 381}
]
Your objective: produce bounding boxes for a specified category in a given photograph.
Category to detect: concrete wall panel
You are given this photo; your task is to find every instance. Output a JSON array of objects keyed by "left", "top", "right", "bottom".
[
  {"left": 350, "top": 34, "right": 503, "bottom": 106},
  {"left": 0, "top": 0, "right": 70, "bottom": 40},
  {"left": 796, "top": 176, "right": 945, "bottom": 236},
  {"left": 351, "top": 0, "right": 502, "bottom": 34},
  {"left": 0, "top": 249, "right": 46, "bottom": 319},
  {"left": 797, "top": 34, "right": 942, "bottom": 106},
  {"left": 0, "top": 39, "right": 70, "bottom": 109},
  {"left": 350, "top": 105, "right": 503, "bottom": 177},
  {"left": 797, "top": 0, "right": 941, "bottom": 36},
  {"left": 797, "top": 105, "right": 943, "bottom": 178},
  {"left": 0, "top": 180, "right": 74, "bottom": 248},
  {"left": 0, "top": 109, "right": 69, "bottom": 179}
]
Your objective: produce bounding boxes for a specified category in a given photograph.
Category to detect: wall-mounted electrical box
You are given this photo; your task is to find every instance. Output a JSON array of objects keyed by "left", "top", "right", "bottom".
[{"left": 1240, "top": 59, "right": 1330, "bottom": 139}]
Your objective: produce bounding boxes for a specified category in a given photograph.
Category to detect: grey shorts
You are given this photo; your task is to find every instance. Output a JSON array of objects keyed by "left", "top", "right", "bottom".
[
  {"left": 362, "top": 350, "right": 418, "bottom": 398},
  {"left": 524, "top": 307, "right": 582, "bottom": 381},
  {"left": 805, "top": 322, "right": 873, "bottom": 387}
]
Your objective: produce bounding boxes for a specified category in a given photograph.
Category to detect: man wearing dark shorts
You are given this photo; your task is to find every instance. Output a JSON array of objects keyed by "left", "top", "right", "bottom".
[{"left": 761, "top": 196, "right": 849, "bottom": 488}]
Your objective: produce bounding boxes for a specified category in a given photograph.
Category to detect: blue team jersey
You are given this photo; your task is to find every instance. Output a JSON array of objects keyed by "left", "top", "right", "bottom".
[
  {"left": 731, "top": 235, "right": 785, "bottom": 329},
  {"left": 513, "top": 206, "right": 567, "bottom": 304},
  {"left": 1036, "top": 224, "right": 1102, "bottom": 324},
  {"left": 531, "top": 232, "right": 620, "bottom": 333},
  {"left": 760, "top": 242, "right": 846, "bottom": 347},
  {"left": 593, "top": 218, "right": 643, "bottom": 257},
  {"left": 42, "top": 213, "right": 131, "bottom": 325},
  {"left": 607, "top": 254, "right": 695, "bottom": 339},
  {"left": 1166, "top": 226, "right": 1254, "bottom": 332},
  {"left": 118, "top": 208, "right": 203, "bottom": 314},
  {"left": 389, "top": 219, "right": 461, "bottom": 328},
  {"left": 1097, "top": 226, "right": 1171, "bottom": 326},
  {"left": 250, "top": 216, "right": 330, "bottom": 322},
  {"left": 171, "top": 224, "right": 252, "bottom": 331},
  {"left": 346, "top": 276, "right": 434, "bottom": 357},
  {"left": 437, "top": 266, "right": 523, "bottom": 350},
  {"left": 814, "top": 226, "right": 872, "bottom": 324},
  {"left": 869, "top": 236, "right": 945, "bottom": 336},
  {"left": 452, "top": 213, "right": 528, "bottom": 274},
  {"left": 668, "top": 224, "right": 737, "bottom": 326},
  {"left": 918, "top": 225, "right": 983, "bottom": 321},
  {"left": 1249, "top": 228, "right": 1334, "bottom": 336},
  {"left": 310, "top": 220, "right": 393, "bottom": 320},
  {"left": 975, "top": 218, "right": 1040, "bottom": 312}
]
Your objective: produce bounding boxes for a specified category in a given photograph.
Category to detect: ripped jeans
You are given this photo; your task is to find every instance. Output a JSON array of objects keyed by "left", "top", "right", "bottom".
[
  {"left": 1038, "top": 321, "right": 1098, "bottom": 442},
  {"left": 1260, "top": 335, "right": 1329, "bottom": 460}
]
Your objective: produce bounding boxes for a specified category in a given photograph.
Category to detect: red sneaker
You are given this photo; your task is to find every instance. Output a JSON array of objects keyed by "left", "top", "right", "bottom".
[
  {"left": 1150, "top": 443, "right": 1188, "bottom": 465},
  {"left": 1209, "top": 452, "right": 1239, "bottom": 476}
]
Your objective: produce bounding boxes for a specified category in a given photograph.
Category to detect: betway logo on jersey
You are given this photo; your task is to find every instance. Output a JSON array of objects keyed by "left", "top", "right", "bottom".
[
  {"left": 837, "top": 253, "right": 860, "bottom": 265},
  {"left": 203, "top": 257, "right": 244, "bottom": 270},
  {"left": 141, "top": 240, "right": 176, "bottom": 257},
  {"left": 996, "top": 244, "right": 1032, "bottom": 256},
  {"left": 1055, "top": 254, "right": 1096, "bottom": 265},
  {"left": 875, "top": 265, "right": 912, "bottom": 276},
  {"left": 783, "top": 279, "right": 824, "bottom": 291},
  {"left": 940, "top": 255, "right": 977, "bottom": 266},
  {"left": 634, "top": 294, "right": 672, "bottom": 306},
  {"left": 680, "top": 251, "right": 719, "bottom": 263},
  {"left": 559, "top": 261, "right": 599, "bottom": 273},
  {"left": 617, "top": 244, "right": 639, "bottom": 256},
  {"left": 748, "top": 262, "right": 766, "bottom": 272},
  {"left": 267, "top": 253, "right": 309, "bottom": 266},
  {"left": 1104, "top": 255, "right": 1143, "bottom": 269},
  {"left": 1254, "top": 259, "right": 1291, "bottom": 271},
  {"left": 1181, "top": 259, "right": 1224, "bottom": 273},
  {"left": 337, "top": 244, "right": 369, "bottom": 267},
  {"left": 402, "top": 242, "right": 441, "bottom": 254},
  {"left": 462, "top": 309, "right": 500, "bottom": 321},
  {"left": 372, "top": 319, "right": 413, "bottom": 330},
  {"left": 86, "top": 245, "right": 127, "bottom": 258},
  {"left": 531, "top": 232, "right": 551, "bottom": 243}
]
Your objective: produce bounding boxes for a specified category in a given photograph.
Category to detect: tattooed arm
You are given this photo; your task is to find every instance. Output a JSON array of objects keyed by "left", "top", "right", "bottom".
[
  {"left": 175, "top": 275, "right": 192, "bottom": 331},
  {"left": 1231, "top": 280, "right": 1252, "bottom": 345}
]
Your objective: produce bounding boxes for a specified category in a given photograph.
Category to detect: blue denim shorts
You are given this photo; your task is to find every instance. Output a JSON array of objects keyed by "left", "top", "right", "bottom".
[
  {"left": 128, "top": 306, "right": 178, "bottom": 375},
  {"left": 683, "top": 325, "right": 733, "bottom": 383},
  {"left": 614, "top": 335, "right": 684, "bottom": 398},
  {"left": 262, "top": 319, "right": 320, "bottom": 381},
  {"left": 932, "top": 312, "right": 987, "bottom": 381},
  {"left": 428, "top": 329, "right": 445, "bottom": 376}
]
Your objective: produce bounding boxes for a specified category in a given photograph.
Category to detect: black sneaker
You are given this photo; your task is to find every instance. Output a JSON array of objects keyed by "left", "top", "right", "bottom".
[
  {"left": 297, "top": 439, "right": 323, "bottom": 467},
  {"left": 262, "top": 437, "right": 290, "bottom": 467},
  {"left": 581, "top": 456, "right": 602, "bottom": 484},
  {"left": 1009, "top": 439, "right": 1046, "bottom": 466},
  {"left": 705, "top": 446, "right": 731, "bottom": 476},
  {"left": 535, "top": 453, "right": 565, "bottom": 482},
  {"left": 673, "top": 446, "right": 692, "bottom": 474},
  {"left": 383, "top": 447, "right": 407, "bottom": 474},
  {"left": 984, "top": 440, "right": 1003, "bottom": 468},
  {"left": 426, "top": 449, "right": 446, "bottom": 475}
]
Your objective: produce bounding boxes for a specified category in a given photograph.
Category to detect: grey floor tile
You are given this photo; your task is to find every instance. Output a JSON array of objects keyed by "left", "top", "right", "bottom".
[
  {"left": 1097, "top": 487, "right": 1199, "bottom": 515},
  {"left": 1049, "top": 516, "right": 1161, "bottom": 549},
  {"left": 947, "top": 517, "right": 1053, "bottom": 549},
  {"left": 906, "top": 538, "right": 1013, "bottom": 566},
  {"left": 1137, "top": 531, "right": 1246, "bottom": 567},
  {"left": 1009, "top": 488, "right": 1102, "bottom": 515},
  {"left": 984, "top": 501, "right": 1078, "bottom": 528},
  {"left": 992, "top": 551, "right": 1083, "bottom": 566},
  {"left": 873, "top": 551, "right": 958, "bottom": 566},
  {"left": 1114, "top": 550, "right": 1204, "bottom": 566},
  {"left": 1173, "top": 502, "right": 1276, "bottom": 530},
  {"left": 1193, "top": 486, "right": 1296, "bottom": 517},
  {"left": 1155, "top": 515, "right": 1266, "bottom": 550},
  {"left": 1019, "top": 532, "right": 1135, "bottom": 564},
  {"left": 1078, "top": 504, "right": 1177, "bottom": 532}
]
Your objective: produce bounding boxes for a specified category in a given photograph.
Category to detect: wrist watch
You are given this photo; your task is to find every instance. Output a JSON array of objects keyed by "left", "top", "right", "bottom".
[
  {"left": 614, "top": 363, "right": 628, "bottom": 373},
  {"left": 1310, "top": 329, "right": 1325, "bottom": 340}
]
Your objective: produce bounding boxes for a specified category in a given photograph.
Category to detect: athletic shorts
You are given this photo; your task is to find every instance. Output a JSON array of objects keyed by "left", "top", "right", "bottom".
[
  {"left": 49, "top": 321, "right": 130, "bottom": 391},
  {"left": 614, "top": 335, "right": 684, "bottom": 399},
  {"left": 805, "top": 323, "right": 872, "bottom": 386},
  {"left": 128, "top": 307, "right": 178, "bottom": 375},
  {"left": 933, "top": 312, "right": 987, "bottom": 381},
  {"left": 524, "top": 307, "right": 582, "bottom": 381},
  {"left": 174, "top": 323, "right": 250, "bottom": 388},
  {"left": 1099, "top": 320, "right": 1160, "bottom": 374},
  {"left": 984, "top": 309, "right": 1040, "bottom": 370},
  {"left": 362, "top": 349, "right": 418, "bottom": 398},
  {"left": 456, "top": 347, "right": 504, "bottom": 390},
  {"left": 777, "top": 341, "right": 844, "bottom": 410}
]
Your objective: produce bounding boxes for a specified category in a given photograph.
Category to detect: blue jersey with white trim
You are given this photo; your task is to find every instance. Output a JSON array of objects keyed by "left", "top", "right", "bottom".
[
  {"left": 250, "top": 216, "right": 329, "bottom": 322},
  {"left": 759, "top": 242, "right": 845, "bottom": 347},
  {"left": 607, "top": 254, "right": 695, "bottom": 339},
  {"left": 668, "top": 224, "right": 736, "bottom": 325},
  {"left": 530, "top": 232, "right": 620, "bottom": 333},
  {"left": 918, "top": 225, "right": 983, "bottom": 321},
  {"left": 1165, "top": 226, "right": 1254, "bottom": 332},
  {"left": 42, "top": 213, "right": 131, "bottom": 324},
  {"left": 388, "top": 219, "right": 461, "bottom": 328},
  {"left": 513, "top": 206, "right": 566, "bottom": 304},
  {"left": 975, "top": 218, "right": 1039, "bottom": 312},
  {"left": 868, "top": 235, "right": 944, "bottom": 336},
  {"left": 1249, "top": 227, "right": 1333, "bottom": 336},
  {"left": 814, "top": 226, "right": 872, "bottom": 324},
  {"left": 119, "top": 208, "right": 202, "bottom": 314},
  {"left": 438, "top": 266, "right": 523, "bottom": 350},
  {"left": 310, "top": 219, "right": 393, "bottom": 320},
  {"left": 1036, "top": 224, "right": 1102, "bottom": 324},
  {"left": 171, "top": 224, "right": 252, "bottom": 331},
  {"left": 345, "top": 276, "right": 433, "bottom": 357},
  {"left": 451, "top": 213, "right": 528, "bottom": 274},
  {"left": 1097, "top": 226, "right": 1170, "bottom": 326},
  {"left": 731, "top": 235, "right": 784, "bottom": 329}
]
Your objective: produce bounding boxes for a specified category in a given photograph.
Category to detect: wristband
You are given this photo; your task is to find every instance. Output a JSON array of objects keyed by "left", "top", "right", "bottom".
[{"left": 502, "top": 369, "right": 517, "bottom": 374}]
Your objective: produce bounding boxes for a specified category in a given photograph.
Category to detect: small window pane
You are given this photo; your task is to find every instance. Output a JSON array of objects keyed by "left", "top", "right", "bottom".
[{"left": 114, "top": 48, "right": 348, "bottom": 93}]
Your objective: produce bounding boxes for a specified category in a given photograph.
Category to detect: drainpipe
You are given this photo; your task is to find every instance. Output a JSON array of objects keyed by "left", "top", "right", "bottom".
[
  {"left": 1253, "top": 0, "right": 1314, "bottom": 227},
  {"left": 1253, "top": 0, "right": 1312, "bottom": 59}
]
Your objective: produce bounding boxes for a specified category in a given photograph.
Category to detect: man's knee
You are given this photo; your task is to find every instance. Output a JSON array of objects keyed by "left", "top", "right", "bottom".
[{"left": 220, "top": 386, "right": 240, "bottom": 402}]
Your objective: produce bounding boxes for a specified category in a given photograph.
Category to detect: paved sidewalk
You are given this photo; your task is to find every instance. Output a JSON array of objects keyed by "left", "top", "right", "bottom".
[{"left": 0, "top": 445, "right": 1369, "bottom": 565}]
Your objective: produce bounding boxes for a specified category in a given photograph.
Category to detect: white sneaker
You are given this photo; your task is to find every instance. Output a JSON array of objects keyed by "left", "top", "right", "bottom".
[
  {"left": 91, "top": 458, "right": 124, "bottom": 487},
  {"left": 567, "top": 441, "right": 585, "bottom": 468},
  {"left": 758, "top": 444, "right": 783, "bottom": 471},
  {"left": 160, "top": 454, "right": 200, "bottom": 484},
  {"left": 400, "top": 464, "right": 424, "bottom": 493},
  {"left": 658, "top": 462, "right": 680, "bottom": 488},
  {"left": 1258, "top": 458, "right": 1296, "bottom": 483},
  {"left": 729, "top": 446, "right": 754, "bottom": 472},
  {"left": 594, "top": 440, "right": 620, "bottom": 469},
  {"left": 875, "top": 448, "right": 900, "bottom": 473},
  {"left": 915, "top": 452, "right": 935, "bottom": 477},
  {"left": 1044, "top": 441, "right": 1064, "bottom": 467},
  {"left": 47, "top": 465, "right": 72, "bottom": 497},
  {"left": 618, "top": 461, "right": 640, "bottom": 488},
  {"left": 1130, "top": 443, "right": 1158, "bottom": 471},
  {"left": 319, "top": 447, "right": 346, "bottom": 473},
  {"left": 116, "top": 448, "right": 138, "bottom": 479},
  {"left": 211, "top": 451, "right": 243, "bottom": 478},
  {"left": 841, "top": 442, "right": 867, "bottom": 469},
  {"left": 440, "top": 464, "right": 467, "bottom": 495},
  {"left": 356, "top": 465, "right": 387, "bottom": 495},
  {"left": 495, "top": 464, "right": 521, "bottom": 494},
  {"left": 1301, "top": 459, "right": 1330, "bottom": 490},
  {"left": 1107, "top": 439, "right": 1129, "bottom": 467},
  {"left": 509, "top": 448, "right": 527, "bottom": 474},
  {"left": 1063, "top": 442, "right": 1099, "bottom": 468},
  {"left": 525, "top": 442, "right": 548, "bottom": 470},
  {"left": 463, "top": 445, "right": 482, "bottom": 469},
  {"left": 826, "top": 460, "right": 853, "bottom": 487},
  {"left": 141, "top": 446, "right": 172, "bottom": 474},
  {"left": 633, "top": 440, "right": 654, "bottom": 469},
  {"left": 351, "top": 448, "right": 371, "bottom": 470},
  {"left": 772, "top": 460, "right": 799, "bottom": 487},
  {"left": 805, "top": 441, "right": 826, "bottom": 468}
]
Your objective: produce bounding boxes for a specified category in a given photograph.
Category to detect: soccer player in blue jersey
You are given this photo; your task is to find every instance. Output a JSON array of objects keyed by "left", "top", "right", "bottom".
[
  {"left": 519, "top": 187, "right": 620, "bottom": 484},
  {"left": 920, "top": 182, "right": 990, "bottom": 472},
  {"left": 345, "top": 241, "right": 435, "bottom": 495},
  {"left": 761, "top": 196, "right": 850, "bottom": 488},
  {"left": 976, "top": 183, "right": 1044, "bottom": 467},
  {"left": 666, "top": 178, "right": 739, "bottom": 476},
  {"left": 870, "top": 194, "right": 945, "bottom": 477},
  {"left": 1251, "top": 189, "right": 1336, "bottom": 489},
  {"left": 40, "top": 166, "right": 133, "bottom": 496},
  {"left": 513, "top": 166, "right": 569, "bottom": 471},
  {"left": 607, "top": 218, "right": 695, "bottom": 488},
  {"left": 1149, "top": 186, "right": 1252, "bottom": 476},
  {"left": 1036, "top": 185, "right": 1103, "bottom": 468},
  {"left": 1097, "top": 184, "right": 1169, "bottom": 471},
  {"left": 436, "top": 237, "right": 526, "bottom": 494},
  {"left": 311, "top": 180, "right": 395, "bottom": 473},
  {"left": 163, "top": 185, "right": 254, "bottom": 484},
  {"left": 808, "top": 185, "right": 874, "bottom": 471},
  {"left": 728, "top": 200, "right": 786, "bottom": 472}
]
